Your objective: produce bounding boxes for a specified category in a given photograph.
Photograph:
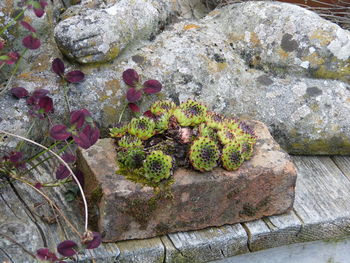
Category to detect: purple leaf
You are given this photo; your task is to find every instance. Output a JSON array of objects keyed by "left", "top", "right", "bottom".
[
  {"left": 34, "top": 182, "right": 42, "bottom": 189},
  {"left": 52, "top": 58, "right": 65, "bottom": 76},
  {"left": 70, "top": 109, "right": 90, "bottom": 128},
  {"left": 38, "top": 96, "right": 53, "bottom": 113},
  {"left": 50, "top": 125, "right": 71, "bottom": 141},
  {"left": 143, "top": 110, "right": 155, "bottom": 119},
  {"left": 32, "top": 89, "right": 50, "bottom": 98},
  {"left": 40, "top": 0, "right": 48, "bottom": 8},
  {"left": 73, "top": 125, "right": 100, "bottom": 149},
  {"left": 65, "top": 70, "right": 85, "bottom": 83},
  {"left": 22, "top": 35, "right": 41, "bottom": 50},
  {"left": 9, "top": 152, "right": 23, "bottom": 163},
  {"left": 73, "top": 132, "right": 90, "bottom": 149},
  {"left": 74, "top": 169, "right": 84, "bottom": 188},
  {"left": 122, "top": 69, "right": 139, "bottom": 87},
  {"left": 56, "top": 164, "right": 70, "bottom": 180},
  {"left": 82, "top": 125, "right": 100, "bottom": 146},
  {"left": 33, "top": 1, "right": 47, "bottom": 18},
  {"left": 126, "top": 88, "right": 142, "bottom": 103},
  {"left": 128, "top": 103, "right": 140, "bottom": 113},
  {"left": 11, "top": 87, "right": 29, "bottom": 98},
  {"left": 0, "top": 40, "right": 4, "bottom": 50},
  {"left": 36, "top": 248, "right": 58, "bottom": 261},
  {"left": 20, "top": 21, "right": 36, "bottom": 32},
  {"left": 57, "top": 240, "right": 77, "bottom": 257},
  {"left": 85, "top": 232, "right": 102, "bottom": 249},
  {"left": 5, "top": 52, "right": 19, "bottom": 64},
  {"left": 143, "top": 79, "right": 162, "bottom": 94},
  {"left": 61, "top": 153, "right": 76, "bottom": 163}
]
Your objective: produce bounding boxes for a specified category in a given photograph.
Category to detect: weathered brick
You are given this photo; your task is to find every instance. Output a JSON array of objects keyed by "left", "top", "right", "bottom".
[{"left": 77, "top": 121, "right": 297, "bottom": 242}]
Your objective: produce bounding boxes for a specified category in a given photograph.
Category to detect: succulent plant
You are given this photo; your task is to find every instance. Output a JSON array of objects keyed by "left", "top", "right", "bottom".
[
  {"left": 240, "top": 141, "right": 254, "bottom": 160},
  {"left": 143, "top": 150, "right": 173, "bottom": 182},
  {"left": 118, "top": 134, "right": 143, "bottom": 148},
  {"left": 198, "top": 123, "right": 217, "bottom": 141},
  {"left": 154, "top": 113, "right": 170, "bottom": 133},
  {"left": 189, "top": 137, "right": 220, "bottom": 172},
  {"left": 109, "top": 123, "right": 128, "bottom": 138},
  {"left": 150, "top": 100, "right": 176, "bottom": 116},
  {"left": 128, "top": 116, "right": 155, "bottom": 140},
  {"left": 217, "top": 127, "right": 238, "bottom": 145},
  {"left": 224, "top": 117, "right": 240, "bottom": 131},
  {"left": 110, "top": 98, "right": 256, "bottom": 182},
  {"left": 238, "top": 121, "right": 256, "bottom": 138},
  {"left": 206, "top": 111, "right": 226, "bottom": 130},
  {"left": 118, "top": 148, "right": 146, "bottom": 169},
  {"left": 173, "top": 99, "right": 207, "bottom": 126},
  {"left": 221, "top": 143, "right": 244, "bottom": 171}
]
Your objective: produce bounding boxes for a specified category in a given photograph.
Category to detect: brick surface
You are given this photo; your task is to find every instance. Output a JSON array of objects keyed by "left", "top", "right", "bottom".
[{"left": 77, "top": 121, "right": 297, "bottom": 242}]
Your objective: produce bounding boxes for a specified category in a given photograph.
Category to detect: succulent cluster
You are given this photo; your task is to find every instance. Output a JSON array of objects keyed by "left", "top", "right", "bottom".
[
  {"left": 111, "top": 99, "right": 256, "bottom": 185},
  {"left": 143, "top": 151, "right": 173, "bottom": 182}
]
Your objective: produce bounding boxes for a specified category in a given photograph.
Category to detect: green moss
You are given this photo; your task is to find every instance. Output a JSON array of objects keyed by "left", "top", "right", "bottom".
[
  {"left": 121, "top": 186, "right": 174, "bottom": 229},
  {"left": 106, "top": 46, "right": 120, "bottom": 61},
  {"left": 154, "top": 222, "right": 170, "bottom": 235},
  {"left": 90, "top": 185, "right": 103, "bottom": 203},
  {"left": 240, "top": 203, "right": 258, "bottom": 217},
  {"left": 313, "top": 61, "right": 350, "bottom": 83},
  {"left": 287, "top": 135, "right": 350, "bottom": 155}
]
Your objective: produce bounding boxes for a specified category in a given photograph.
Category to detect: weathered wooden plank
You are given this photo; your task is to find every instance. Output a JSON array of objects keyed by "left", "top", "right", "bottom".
[
  {"left": 3, "top": 155, "right": 350, "bottom": 262},
  {"left": 212, "top": 237, "right": 350, "bottom": 263},
  {"left": 0, "top": 155, "right": 120, "bottom": 263},
  {"left": 164, "top": 224, "right": 249, "bottom": 262},
  {"left": 332, "top": 156, "right": 350, "bottom": 179},
  {"left": 290, "top": 156, "right": 350, "bottom": 240},
  {"left": 241, "top": 156, "right": 350, "bottom": 252},
  {"left": 242, "top": 211, "right": 303, "bottom": 251},
  {"left": 115, "top": 237, "right": 164, "bottom": 263}
]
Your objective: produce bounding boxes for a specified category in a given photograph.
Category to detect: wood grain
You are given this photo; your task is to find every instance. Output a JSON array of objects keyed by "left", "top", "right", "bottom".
[{"left": 2, "top": 155, "right": 350, "bottom": 262}]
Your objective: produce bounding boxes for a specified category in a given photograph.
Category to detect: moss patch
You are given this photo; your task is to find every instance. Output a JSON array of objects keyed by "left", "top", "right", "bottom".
[
  {"left": 287, "top": 135, "right": 350, "bottom": 155},
  {"left": 313, "top": 63, "right": 350, "bottom": 83}
]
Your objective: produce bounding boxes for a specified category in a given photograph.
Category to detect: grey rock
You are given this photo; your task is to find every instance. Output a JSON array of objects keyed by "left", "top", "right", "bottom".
[
  {"left": 54, "top": 0, "right": 173, "bottom": 63},
  {"left": 1, "top": 1, "right": 350, "bottom": 155},
  {"left": 216, "top": 2, "right": 350, "bottom": 82}
]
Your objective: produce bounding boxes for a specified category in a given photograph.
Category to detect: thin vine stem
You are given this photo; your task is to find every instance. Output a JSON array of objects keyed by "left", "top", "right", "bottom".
[
  {"left": 118, "top": 103, "right": 128, "bottom": 123},
  {"left": 22, "top": 140, "right": 73, "bottom": 177},
  {"left": 0, "top": 48, "right": 28, "bottom": 95},
  {"left": 16, "top": 119, "right": 37, "bottom": 151},
  {"left": 0, "top": 233, "right": 37, "bottom": 259},
  {"left": 27, "top": 140, "right": 62, "bottom": 162},
  {"left": 0, "top": 8, "right": 27, "bottom": 35},
  {"left": 63, "top": 81, "right": 71, "bottom": 113},
  {"left": 0, "top": 130, "right": 89, "bottom": 232},
  {"left": 13, "top": 176, "right": 81, "bottom": 237}
]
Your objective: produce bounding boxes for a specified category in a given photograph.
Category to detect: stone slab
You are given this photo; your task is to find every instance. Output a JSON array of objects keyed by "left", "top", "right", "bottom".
[{"left": 77, "top": 121, "right": 297, "bottom": 242}]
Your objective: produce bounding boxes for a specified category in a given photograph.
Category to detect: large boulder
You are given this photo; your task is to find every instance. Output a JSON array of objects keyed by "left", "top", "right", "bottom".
[
  {"left": 1, "top": 1, "right": 350, "bottom": 155},
  {"left": 217, "top": 1, "right": 350, "bottom": 83}
]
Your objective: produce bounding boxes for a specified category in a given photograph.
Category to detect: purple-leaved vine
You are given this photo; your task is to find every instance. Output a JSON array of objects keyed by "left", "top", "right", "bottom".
[
  {"left": 1, "top": 0, "right": 103, "bottom": 259},
  {"left": 118, "top": 69, "right": 163, "bottom": 122},
  {"left": 52, "top": 58, "right": 85, "bottom": 83}
]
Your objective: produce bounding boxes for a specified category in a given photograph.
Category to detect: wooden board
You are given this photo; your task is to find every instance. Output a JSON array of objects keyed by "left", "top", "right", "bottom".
[{"left": 2, "top": 156, "right": 350, "bottom": 263}]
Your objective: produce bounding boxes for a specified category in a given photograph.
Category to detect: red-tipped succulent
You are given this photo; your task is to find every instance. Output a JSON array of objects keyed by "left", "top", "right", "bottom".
[
  {"left": 122, "top": 68, "right": 162, "bottom": 112},
  {"left": 52, "top": 58, "right": 85, "bottom": 83}
]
